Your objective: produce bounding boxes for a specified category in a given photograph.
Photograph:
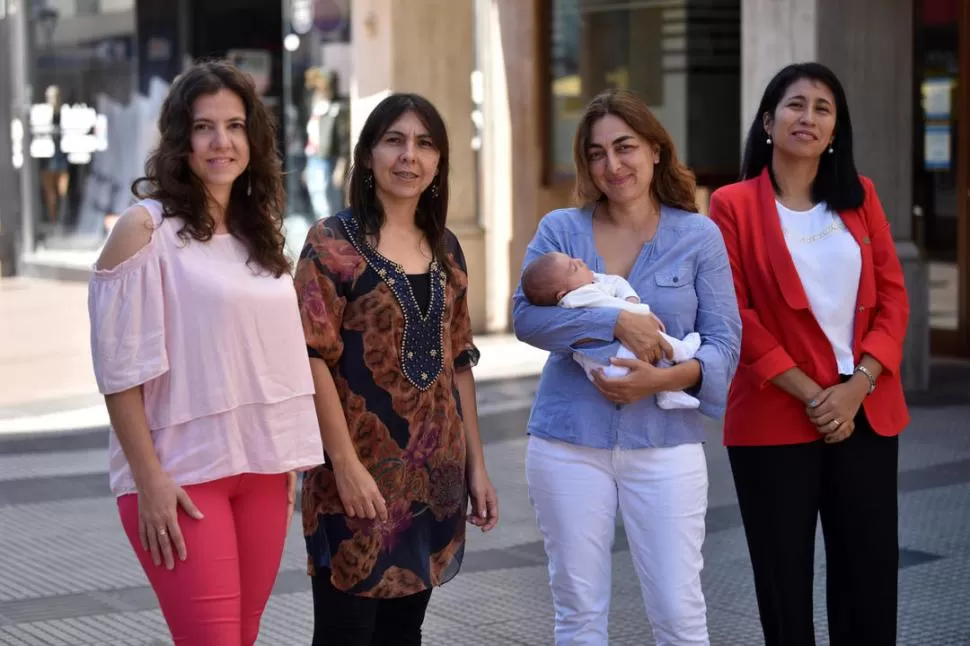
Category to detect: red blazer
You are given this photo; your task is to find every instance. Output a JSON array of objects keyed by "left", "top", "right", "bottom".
[{"left": 709, "top": 169, "right": 911, "bottom": 446}]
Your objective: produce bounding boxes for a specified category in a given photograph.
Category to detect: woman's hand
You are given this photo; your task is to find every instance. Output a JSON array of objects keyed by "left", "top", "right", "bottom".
[
  {"left": 806, "top": 378, "right": 868, "bottom": 444},
  {"left": 285, "top": 472, "right": 298, "bottom": 531},
  {"left": 614, "top": 311, "right": 673, "bottom": 364},
  {"left": 137, "top": 471, "right": 204, "bottom": 571},
  {"left": 466, "top": 463, "right": 499, "bottom": 532},
  {"left": 592, "top": 357, "right": 669, "bottom": 404},
  {"left": 333, "top": 458, "right": 388, "bottom": 521}
]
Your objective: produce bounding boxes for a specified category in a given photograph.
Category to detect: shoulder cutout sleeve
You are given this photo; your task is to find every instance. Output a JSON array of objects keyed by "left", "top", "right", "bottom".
[{"left": 87, "top": 206, "right": 168, "bottom": 394}]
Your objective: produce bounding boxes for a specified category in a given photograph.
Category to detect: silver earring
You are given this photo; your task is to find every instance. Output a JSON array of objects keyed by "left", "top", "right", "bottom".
[
  {"left": 828, "top": 145, "right": 834, "bottom": 154},
  {"left": 430, "top": 181, "right": 439, "bottom": 198},
  {"left": 246, "top": 170, "right": 252, "bottom": 196},
  {"left": 766, "top": 136, "right": 772, "bottom": 145},
  {"left": 364, "top": 173, "right": 373, "bottom": 189}
]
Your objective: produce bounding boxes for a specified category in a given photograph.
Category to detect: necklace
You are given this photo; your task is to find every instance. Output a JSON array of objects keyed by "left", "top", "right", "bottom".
[
  {"left": 340, "top": 214, "right": 446, "bottom": 391},
  {"left": 782, "top": 217, "right": 847, "bottom": 244}
]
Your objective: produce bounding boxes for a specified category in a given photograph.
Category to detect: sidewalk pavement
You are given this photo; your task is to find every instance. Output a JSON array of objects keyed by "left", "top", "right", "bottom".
[
  {"left": 0, "top": 277, "right": 549, "bottom": 437},
  {"left": 1, "top": 396, "right": 970, "bottom": 644},
  {"left": 3, "top": 278, "right": 970, "bottom": 643}
]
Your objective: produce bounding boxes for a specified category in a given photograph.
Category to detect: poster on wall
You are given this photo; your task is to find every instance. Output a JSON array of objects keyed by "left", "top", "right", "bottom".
[
  {"left": 923, "top": 77, "right": 952, "bottom": 120},
  {"left": 924, "top": 124, "right": 951, "bottom": 171},
  {"left": 315, "top": 0, "right": 351, "bottom": 43}
]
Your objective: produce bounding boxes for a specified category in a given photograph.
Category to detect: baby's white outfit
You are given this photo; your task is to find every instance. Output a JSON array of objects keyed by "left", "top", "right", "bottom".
[{"left": 559, "top": 273, "right": 702, "bottom": 410}]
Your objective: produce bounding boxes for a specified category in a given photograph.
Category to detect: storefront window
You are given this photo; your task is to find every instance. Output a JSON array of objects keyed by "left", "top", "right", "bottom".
[
  {"left": 29, "top": 0, "right": 138, "bottom": 252},
  {"left": 280, "top": 0, "right": 352, "bottom": 261},
  {"left": 545, "top": 0, "right": 740, "bottom": 187}
]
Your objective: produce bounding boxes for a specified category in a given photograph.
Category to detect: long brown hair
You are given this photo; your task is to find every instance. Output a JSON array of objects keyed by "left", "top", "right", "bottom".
[
  {"left": 346, "top": 93, "right": 454, "bottom": 280},
  {"left": 132, "top": 60, "right": 289, "bottom": 276},
  {"left": 572, "top": 89, "right": 698, "bottom": 213}
]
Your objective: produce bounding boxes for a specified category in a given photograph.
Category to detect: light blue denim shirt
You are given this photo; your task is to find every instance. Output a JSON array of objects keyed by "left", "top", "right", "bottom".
[{"left": 513, "top": 205, "right": 742, "bottom": 450}]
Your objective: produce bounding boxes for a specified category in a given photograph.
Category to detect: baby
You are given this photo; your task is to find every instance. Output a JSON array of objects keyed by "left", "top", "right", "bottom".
[{"left": 521, "top": 251, "right": 701, "bottom": 410}]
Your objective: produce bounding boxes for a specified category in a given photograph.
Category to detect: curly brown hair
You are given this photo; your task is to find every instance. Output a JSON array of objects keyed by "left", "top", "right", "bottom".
[
  {"left": 132, "top": 59, "right": 289, "bottom": 276},
  {"left": 572, "top": 89, "right": 698, "bottom": 213}
]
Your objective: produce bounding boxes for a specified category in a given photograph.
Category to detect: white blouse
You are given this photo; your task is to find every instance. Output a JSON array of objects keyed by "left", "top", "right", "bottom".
[{"left": 776, "top": 200, "right": 862, "bottom": 375}]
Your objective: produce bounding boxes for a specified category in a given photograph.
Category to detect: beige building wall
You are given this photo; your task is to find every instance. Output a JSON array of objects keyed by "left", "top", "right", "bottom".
[{"left": 478, "top": 0, "right": 572, "bottom": 333}]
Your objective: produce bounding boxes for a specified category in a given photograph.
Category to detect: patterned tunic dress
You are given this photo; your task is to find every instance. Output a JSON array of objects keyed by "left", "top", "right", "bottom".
[{"left": 294, "top": 211, "right": 480, "bottom": 599}]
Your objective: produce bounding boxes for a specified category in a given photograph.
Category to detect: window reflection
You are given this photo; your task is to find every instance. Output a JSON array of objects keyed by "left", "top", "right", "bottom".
[{"left": 546, "top": 0, "right": 740, "bottom": 186}]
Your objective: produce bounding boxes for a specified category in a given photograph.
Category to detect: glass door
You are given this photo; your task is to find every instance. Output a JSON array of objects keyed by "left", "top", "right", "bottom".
[
  {"left": 916, "top": 0, "right": 969, "bottom": 355},
  {"left": 280, "top": 0, "right": 352, "bottom": 262}
]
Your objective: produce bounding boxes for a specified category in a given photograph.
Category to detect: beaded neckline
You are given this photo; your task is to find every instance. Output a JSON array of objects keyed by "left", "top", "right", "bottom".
[{"left": 339, "top": 214, "right": 446, "bottom": 391}]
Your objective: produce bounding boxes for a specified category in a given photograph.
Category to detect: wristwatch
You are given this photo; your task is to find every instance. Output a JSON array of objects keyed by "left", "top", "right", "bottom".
[{"left": 854, "top": 365, "right": 877, "bottom": 395}]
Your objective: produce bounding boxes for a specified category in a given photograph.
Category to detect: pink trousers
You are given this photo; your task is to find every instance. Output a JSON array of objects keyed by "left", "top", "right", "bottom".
[{"left": 118, "top": 472, "right": 289, "bottom": 646}]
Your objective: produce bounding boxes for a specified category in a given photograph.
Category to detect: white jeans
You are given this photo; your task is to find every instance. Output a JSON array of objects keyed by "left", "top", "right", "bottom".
[{"left": 526, "top": 436, "right": 709, "bottom": 646}]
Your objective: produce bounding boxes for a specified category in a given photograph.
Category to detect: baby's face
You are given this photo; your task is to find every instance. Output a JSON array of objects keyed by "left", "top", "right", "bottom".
[{"left": 551, "top": 253, "right": 595, "bottom": 293}]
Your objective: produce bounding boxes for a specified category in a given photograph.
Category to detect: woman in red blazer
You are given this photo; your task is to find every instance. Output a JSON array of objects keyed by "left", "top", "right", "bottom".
[{"left": 710, "top": 62, "right": 910, "bottom": 646}]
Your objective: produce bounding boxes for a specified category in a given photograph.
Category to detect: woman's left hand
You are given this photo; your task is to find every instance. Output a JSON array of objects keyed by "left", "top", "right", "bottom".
[
  {"left": 806, "top": 380, "right": 868, "bottom": 443},
  {"left": 592, "top": 357, "right": 668, "bottom": 405},
  {"left": 286, "top": 471, "right": 298, "bottom": 531},
  {"left": 467, "top": 464, "right": 499, "bottom": 532}
]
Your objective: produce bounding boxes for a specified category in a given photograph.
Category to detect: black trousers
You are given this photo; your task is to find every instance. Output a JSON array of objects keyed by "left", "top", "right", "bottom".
[
  {"left": 311, "top": 570, "right": 433, "bottom": 646},
  {"left": 728, "top": 411, "right": 899, "bottom": 646}
]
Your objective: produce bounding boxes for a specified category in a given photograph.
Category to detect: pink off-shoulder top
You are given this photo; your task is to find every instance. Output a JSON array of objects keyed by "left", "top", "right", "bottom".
[{"left": 88, "top": 199, "right": 324, "bottom": 496}]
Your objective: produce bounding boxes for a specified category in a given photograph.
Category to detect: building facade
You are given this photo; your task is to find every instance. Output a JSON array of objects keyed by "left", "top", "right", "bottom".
[
  {"left": 475, "top": 0, "right": 968, "bottom": 391},
  {"left": 0, "top": 0, "right": 354, "bottom": 276},
  {"left": 1, "top": 0, "right": 966, "bottom": 392}
]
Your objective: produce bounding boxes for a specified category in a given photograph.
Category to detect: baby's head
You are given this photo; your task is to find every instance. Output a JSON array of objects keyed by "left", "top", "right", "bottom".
[{"left": 521, "top": 252, "right": 595, "bottom": 306}]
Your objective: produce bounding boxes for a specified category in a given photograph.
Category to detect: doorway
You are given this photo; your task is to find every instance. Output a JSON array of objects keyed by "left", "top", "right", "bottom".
[{"left": 915, "top": 0, "right": 970, "bottom": 356}]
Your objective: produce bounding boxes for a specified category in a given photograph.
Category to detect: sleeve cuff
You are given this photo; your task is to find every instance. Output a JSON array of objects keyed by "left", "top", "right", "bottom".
[
  {"left": 454, "top": 345, "right": 481, "bottom": 372},
  {"left": 747, "top": 345, "right": 797, "bottom": 389},
  {"left": 859, "top": 331, "right": 902, "bottom": 376}
]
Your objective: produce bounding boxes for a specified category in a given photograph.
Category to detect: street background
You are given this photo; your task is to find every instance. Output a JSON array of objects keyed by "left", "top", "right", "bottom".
[{"left": 2, "top": 276, "right": 970, "bottom": 645}]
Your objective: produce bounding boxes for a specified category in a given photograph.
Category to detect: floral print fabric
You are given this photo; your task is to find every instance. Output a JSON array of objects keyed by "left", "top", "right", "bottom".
[{"left": 295, "top": 212, "right": 480, "bottom": 598}]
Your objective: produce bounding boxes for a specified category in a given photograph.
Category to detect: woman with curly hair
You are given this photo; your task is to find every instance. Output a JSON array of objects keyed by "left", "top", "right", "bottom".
[
  {"left": 294, "top": 93, "right": 499, "bottom": 645},
  {"left": 87, "top": 60, "right": 324, "bottom": 645},
  {"left": 513, "top": 89, "right": 741, "bottom": 645}
]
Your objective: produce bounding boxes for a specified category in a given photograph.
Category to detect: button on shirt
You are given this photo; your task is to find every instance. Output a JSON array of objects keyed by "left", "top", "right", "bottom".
[{"left": 512, "top": 206, "right": 742, "bottom": 450}]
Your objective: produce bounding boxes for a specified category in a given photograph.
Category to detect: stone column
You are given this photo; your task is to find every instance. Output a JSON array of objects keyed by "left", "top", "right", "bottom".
[
  {"left": 351, "top": 0, "right": 486, "bottom": 332},
  {"left": 476, "top": 0, "right": 546, "bottom": 333},
  {"left": 742, "top": 0, "right": 930, "bottom": 392},
  {"left": 0, "top": 16, "right": 20, "bottom": 277}
]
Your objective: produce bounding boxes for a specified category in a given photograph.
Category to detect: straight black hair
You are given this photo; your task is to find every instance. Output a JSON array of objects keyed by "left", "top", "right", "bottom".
[
  {"left": 741, "top": 62, "right": 864, "bottom": 211},
  {"left": 346, "top": 93, "right": 453, "bottom": 279}
]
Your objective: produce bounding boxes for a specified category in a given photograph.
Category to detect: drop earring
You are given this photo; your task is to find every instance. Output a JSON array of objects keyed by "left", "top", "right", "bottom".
[
  {"left": 766, "top": 136, "right": 772, "bottom": 145},
  {"left": 246, "top": 169, "right": 252, "bottom": 196},
  {"left": 828, "top": 145, "right": 835, "bottom": 154},
  {"left": 430, "top": 180, "right": 439, "bottom": 198},
  {"left": 364, "top": 172, "right": 374, "bottom": 189}
]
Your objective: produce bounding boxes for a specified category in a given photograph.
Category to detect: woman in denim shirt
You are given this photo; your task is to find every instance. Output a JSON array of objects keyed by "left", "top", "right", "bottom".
[{"left": 513, "top": 89, "right": 741, "bottom": 645}]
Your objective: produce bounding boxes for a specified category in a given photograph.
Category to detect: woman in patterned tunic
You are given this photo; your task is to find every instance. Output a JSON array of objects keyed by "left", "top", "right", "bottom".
[{"left": 294, "top": 93, "right": 500, "bottom": 645}]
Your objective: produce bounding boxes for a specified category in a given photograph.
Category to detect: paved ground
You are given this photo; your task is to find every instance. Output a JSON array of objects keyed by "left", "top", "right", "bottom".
[
  {"left": 1, "top": 368, "right": 970, "bottom": 645},
  {"left": 3, "top": 277, "right": 970, "bottom": 644}
]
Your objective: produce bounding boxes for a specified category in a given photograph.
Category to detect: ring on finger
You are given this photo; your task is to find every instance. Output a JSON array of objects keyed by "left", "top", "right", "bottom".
[
  {"left": 157, "top": 528, "right": 168, "bottom": 537},
  {"left": 831, "top": 418, "right": 842, "bottom": 428}
]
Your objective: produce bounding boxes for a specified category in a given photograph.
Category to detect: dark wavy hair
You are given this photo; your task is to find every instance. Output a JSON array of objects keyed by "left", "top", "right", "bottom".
[
  {"left": 132, "top": 59, "right": 289, "bottom": 276},
  {"left": 573, "top": 89, "right": 697, "bottom": 213},
  {"left": 741, "top": 62, "right": 864, "bottom": 211},
  {"left": 346, "top": 93, "right": 453, "bottom": 279}
]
